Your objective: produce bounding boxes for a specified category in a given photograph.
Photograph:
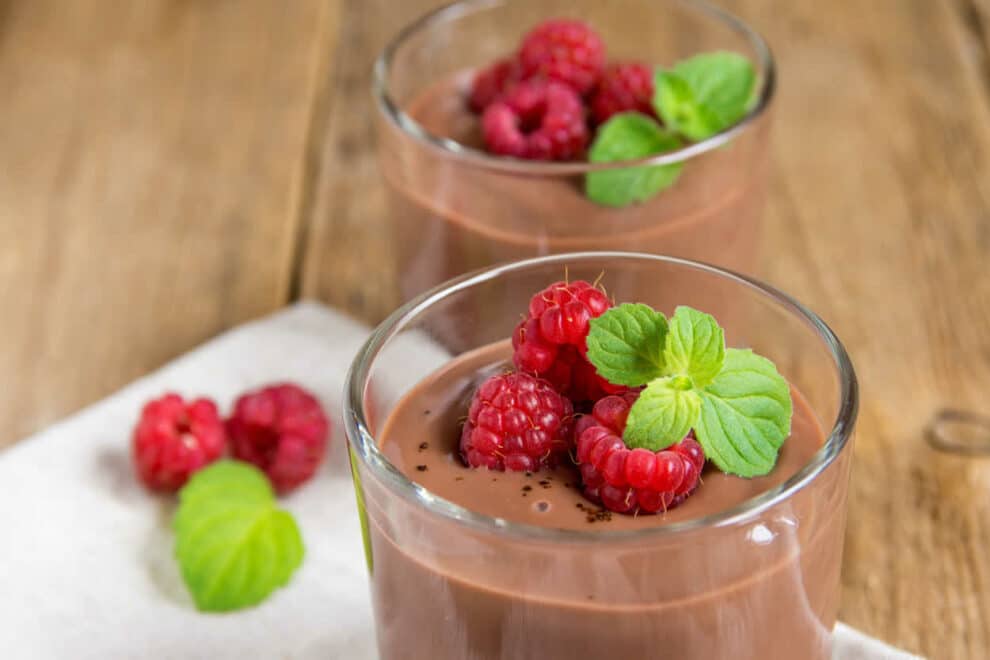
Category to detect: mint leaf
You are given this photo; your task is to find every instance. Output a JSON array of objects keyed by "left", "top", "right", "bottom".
[
  {"left": 624, "top": 377, "right": 701, "bottom": 451},
  {"left": 174, "top": 460, "right": 305, "bottom": 612},
  {"left": 664, "top": 306, "right": 725, "bottom": 388},
  {"left": 586, "top": 303, "right": 669, "bottom": 386},
  {"left": 694, "top": 348, "right": 793, "bottom": 477},
  {"left": 654, "top": 52, "right": 756, "bottom": 141},
  {"left": 585, "top": 112, "right": 684, "bottom": 207}
]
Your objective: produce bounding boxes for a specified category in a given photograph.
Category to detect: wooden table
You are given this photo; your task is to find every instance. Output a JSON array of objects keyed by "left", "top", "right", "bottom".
[{"left": 1, "top": 0, "right": 987, "bottom": 656}]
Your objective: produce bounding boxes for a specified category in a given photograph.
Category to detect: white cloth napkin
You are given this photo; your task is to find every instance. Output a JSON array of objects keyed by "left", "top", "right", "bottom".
[{"left": 0, "top": 303, "right": 923, "bottom": 660}]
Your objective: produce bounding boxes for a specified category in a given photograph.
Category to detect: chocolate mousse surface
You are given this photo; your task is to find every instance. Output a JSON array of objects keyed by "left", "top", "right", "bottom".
[{"left": 379, "top": 342, "right": 826, "bottom": 531}]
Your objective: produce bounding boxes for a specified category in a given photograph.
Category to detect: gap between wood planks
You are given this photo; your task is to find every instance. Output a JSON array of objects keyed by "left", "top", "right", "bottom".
[
  {"left": 287, "top": 2, "right": 344, "bottom": 303},
  {"left": 957, "top": 0, "right": 990, "bottom": 102}
]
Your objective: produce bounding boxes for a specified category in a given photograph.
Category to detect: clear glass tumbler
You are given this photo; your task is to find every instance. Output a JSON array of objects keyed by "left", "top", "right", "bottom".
[
  {"left": 374, "top": 0, "right": 776, "bottom": 303},
  {"left": 344, "top": 253, "right": 857, "bottom": 660}
]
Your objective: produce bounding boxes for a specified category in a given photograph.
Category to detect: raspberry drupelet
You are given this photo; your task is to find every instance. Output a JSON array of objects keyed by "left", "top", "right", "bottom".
[
  {"left": 481, "top": 80, "right": 589, "bottom": 160},
  {"left": 460, "top": 372, "right": 574, "bottom": 472},
  {"left": 132, "top": 393, "right": 227, "bottom": 493},
  {"left": 512, "top": 279, "right": 622, "bottom": 402},
  {"left": 227, "top": 383, "right": 330, "bottom": 494},
  {"left": 575, "top": 393, "right": 706, "bottom": 515},
  {"left": 518, "top": 19, "right": 606, "bottom": 95}
]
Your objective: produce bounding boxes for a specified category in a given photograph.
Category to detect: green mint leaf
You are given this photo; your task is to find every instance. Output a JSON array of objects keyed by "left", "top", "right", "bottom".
[
  {"left": 653, "top": 52, "right": 756, "bottom": 141},
  {"left": 694, "top": 348, "right": 793, "bottom": 477},
  {"left": 174, "top": 460, "right": 305, "bottom": 612},
  {"left": 586, "top": 303, "right": 669, "bottom": 386},
  {"left": 664, "top": 305, "right": 725, "bottom": 388},
  {"left": 585, "top": 112, "right": 684, "bottom": 208},
  {"left": 623, "top": 377, "right": 701, "bottom": 451}
]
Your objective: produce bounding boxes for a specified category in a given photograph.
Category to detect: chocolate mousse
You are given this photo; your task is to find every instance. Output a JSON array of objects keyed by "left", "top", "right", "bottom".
[{"left": 360, "top": 342, "right": 846, "bottom": 659}]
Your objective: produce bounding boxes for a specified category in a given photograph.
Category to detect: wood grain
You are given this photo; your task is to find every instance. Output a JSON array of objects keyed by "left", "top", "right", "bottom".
[
  {"left": 2, "top": 0, "right": 989, "bottom": 656},
  {"left": 744, "top": 1, "right": 990, "bottom": 656},
  {"left": 299, "top": 0, "right": 990, "bottom": 656},
  {"left": 0, "top": 0, "right": 338, "bottom": 444}
]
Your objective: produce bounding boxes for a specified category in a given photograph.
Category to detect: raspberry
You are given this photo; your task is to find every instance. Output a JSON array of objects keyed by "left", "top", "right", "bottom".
[
  {"left": 518, "top": 19, "right": 605, "bottom": 95},
  {"left": 481, "top": 81, "right": 589, "bottom": 160},
  {"left": 468, "top": 58, "right": 523, "bottom": 113},
  {"left": 460, "top": 372, "right": 574, "bottom": 472},
  {"left": 132, "top": 393, "right": 226, "bottom": 493},
  {"left": 574, "top": 393, "right": 705, "bottom": 515},
  {"left": 512, "top": 280, "right": 619, "bottom": 401},
  {"left": 227, "top": 383, "right": 330, "bottom": 494},
  {"left": 590, "top": 62, "right": 657, "bottom": 125}
]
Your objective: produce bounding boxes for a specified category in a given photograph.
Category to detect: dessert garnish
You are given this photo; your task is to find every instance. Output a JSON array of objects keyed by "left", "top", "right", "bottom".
[
  {"left": 511, "top": 279, "right": 621, "bottom": 402},
  {"left": 482, "top": 80, "right": 589, "bottom": 160},
  {"left": 590, "top": 62, "right": 657, "bottom": 125},
  {"left": 457, "top": 279, "right": 793, "bottom": 516},
  {"left": 129, "top": 382, "right": 328, "bottom": 610},
  {"left": 574, "top": 392, "right": 704, "bottom": 513},
  {"left": 586, "top": 52, "right": 757, "bottom": 207},
  {"left": 586, "top": 304, "right": 792, "bottom": 476},
  {"left": 174, "top": 460, "right": 304, "bottom": 612},
  {"left": 464, "top": 19, "right": 758, "bottom": 206},
  {"left": 460, "top": 372, "right": 573, "bottom": 472},
  {"left": 517, "top": 19, "right": 606, "bottom": 95}
]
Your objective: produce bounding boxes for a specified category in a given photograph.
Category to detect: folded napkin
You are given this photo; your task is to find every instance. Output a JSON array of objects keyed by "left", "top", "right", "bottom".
[{"left": 0, "top": 303, "right": 922, "bottom": 659}]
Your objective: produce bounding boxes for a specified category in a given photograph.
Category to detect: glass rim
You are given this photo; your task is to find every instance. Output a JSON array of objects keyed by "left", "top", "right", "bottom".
[
  {"left": 372, "top": 0, "right": 777, "bottom": 175},
  {"left": 344, "top": 252, "right": 859, "bottom": 543}
]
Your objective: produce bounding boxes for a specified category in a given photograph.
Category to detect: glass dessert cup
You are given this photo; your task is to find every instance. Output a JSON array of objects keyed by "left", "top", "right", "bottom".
[
  {"left": 344, "top": 252, "right": 857, "bottom": 660},
  {"left": 374, "top": 0, "right": 776, "bottom": 305}
]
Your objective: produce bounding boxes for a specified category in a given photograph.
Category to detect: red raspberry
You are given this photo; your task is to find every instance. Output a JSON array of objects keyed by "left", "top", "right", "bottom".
[
  {"left": 512, "top": 280, "right": 620, "bottom": 401},
  {"left": 132, "top": 393, "right": 226, "bottom": 493},
  {"left": 590, "top": 62, "right": 657, "bottom": 125},
  {"left": 481, "top": 80, "right": 589, "bottom": 160},
  {"left": 227, "top": 383, "right": 330, "bottom": 494},
  {"left": 468, "top": 58, "right": 523, "bottom": 113},
  {"left": 460, "top": 372, "right": 574, "bottom": 472},
  {"left": 518, "top": 19, "right": 605, "bottom": 95},
  {"left": 575, "top": 394, "right": 705, "bottom": 515}
]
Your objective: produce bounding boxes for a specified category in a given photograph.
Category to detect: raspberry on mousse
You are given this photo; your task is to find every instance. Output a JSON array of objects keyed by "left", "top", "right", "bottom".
[
  {"left": 590, "top": 62, "right": 657, "bottom": 125},
  {"left": 576, "top": 393, "right": 705, "bottom": 515},
  {"left": 512, "top": 279, "right": 623, "bottom": 402},
  {"left": 468, "top": 57, "right": 523, "bottom": 113},
  {"left": 460, "top": 372, "right": 574, "bottom": 472},
  {"left": 518, "top": 19, "right": 606, "bottom": 96},
  {"left": 481, "top": 80, "right": 589, "bottom": 160}
]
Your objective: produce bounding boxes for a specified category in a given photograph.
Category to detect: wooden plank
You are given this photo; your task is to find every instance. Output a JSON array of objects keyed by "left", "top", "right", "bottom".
[
  {"left": 301, "top": 0, "right": 990, "bottom": 656},
  {"left": 735, "top": 0, "right": 990, "bottom": 656},
  {"left": 0, "top": 0, "right": 338, "bottom": 444},
  {"left": 299, "top": 0, "right": 445, "bottom": 322}
]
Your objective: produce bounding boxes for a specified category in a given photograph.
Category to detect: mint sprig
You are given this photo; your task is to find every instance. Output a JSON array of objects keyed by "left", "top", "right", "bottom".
[
  {"left": 174, "top": 460, "right": 305, "bottom": 612},
  {"left": 653, "top": 52, "right": 757, "bottom": 141},
  {"left": 585, "top": 114, "right": 683, "bottom": 208},
  {"left": 584, "top": 51, "right": 757, "bottom": 208},
  {"left": 586, "top": 305, "right": 792, "bottom": 476}
]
